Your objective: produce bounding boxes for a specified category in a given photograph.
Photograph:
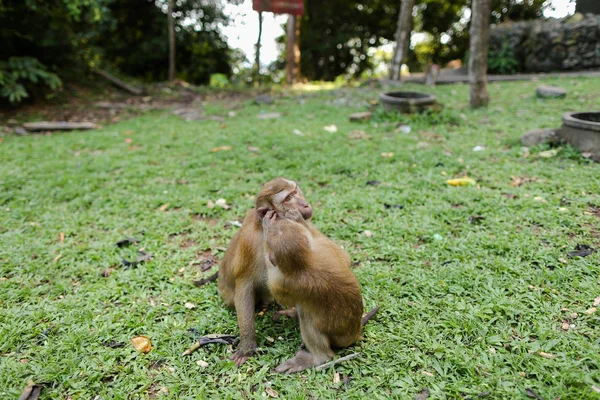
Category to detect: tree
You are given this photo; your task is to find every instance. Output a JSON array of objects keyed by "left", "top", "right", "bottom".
[
  {"left": 168, "top": 0, "right": 175, "bottom": 81},
  {"left": 389, "top": 0, "right": 415, "bottom": 80},
  {"left": 469, "top": 0, "right": 491, "bottom": 108}
]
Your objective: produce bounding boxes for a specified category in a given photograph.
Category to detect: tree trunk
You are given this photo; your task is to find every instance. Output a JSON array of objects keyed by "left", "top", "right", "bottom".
[
  {"left": 389, "top": 0, "right": 415, "bottom": 81},
  {"left": 286, "top": 15, "right": 297, "bottom": 85},
  {"left": 469, "top": 0, "right": 491, "bottom": 108},
  {"left": 255, "top": 11, "right": 263, "bottom": 80},
  {"left": 168, "top": 0, "right": 175, "bottom": 82}
]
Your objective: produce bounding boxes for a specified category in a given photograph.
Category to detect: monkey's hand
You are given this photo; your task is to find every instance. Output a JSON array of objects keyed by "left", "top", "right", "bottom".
[
  {"left": 261, "top": 209, "right": 277, "bottom": 231},
  {"left": 283, "top": 208, "right": 304, "bottom": 223}
]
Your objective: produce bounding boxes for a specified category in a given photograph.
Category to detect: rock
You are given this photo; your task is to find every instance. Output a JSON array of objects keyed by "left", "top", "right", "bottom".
[
  {"left": 13, "top": 127, "right": 27, "bottom": 136},
  {"left": 520, "top": 128, "right": 559, "bottom": 147},
  {"left": 349, "top": 111, "right": 373, "bottom": 122},
  {"left": 536, "top": 86, "right": 567, "bottom": 99},
  {"left": 255, "top": 94, "right": 273, "bottom": 105}
]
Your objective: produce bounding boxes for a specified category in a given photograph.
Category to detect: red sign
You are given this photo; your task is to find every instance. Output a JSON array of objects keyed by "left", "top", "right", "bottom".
[{"left": 253, "top": 0, "right": 303, "bottom": 15}]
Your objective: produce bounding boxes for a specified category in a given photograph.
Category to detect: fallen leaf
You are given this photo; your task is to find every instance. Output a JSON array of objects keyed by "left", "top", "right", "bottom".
[
  {"left": 265, "top": 387, "right": 279, "bottom": 398},
  {"left": 473, "top": 145, "right": 486, "bottom": 152},
  {"left": 585, "top": 307, "right": 597, "bottom": 315},
  {"left": 196, "top": 360, "right": 209, "bottom": 367},
  {"left": 594, "top": 297, "right": 600, "bottom": 307},
  {"left": 538, "top": 351, "right": 556, "bottom": 359},
  {"left": 130, "top": 335, "right": 152, "bottom": 353},
  {"left": 533, "top": 196, "right": 547, "bottom": 203},
  {"left": 210, "top": 145, "right": 232, "bottom": 153},
  {"left": 421, "top": 370, "right": 434, "bottom": 377},
  {"left": 101, "top": 340, "right": 125, "bottom": 348},
  {"left": 363, "top": 230, "right": 373, "bottom": 238},
  {"left": 447, "top": 177, "right": 476, "bottom": 186},
  {"left": 538, "top": 148, "right": 559, "bottom": 158},
  {"left": 193, "top": 272, "right": 218, "bottom": 287},
  {"left": 215, "top": 198, "right": 231, "bottom": 210},
  {"left": 122, "top": 250, "right": 152, "bottom": 268},
  {"left": 415, "top": 388, "right": 430, "bottom": 400},
  {"left": 293, "top": 129, "right": 304, "bottom": 136},
  {"left": 158, "top": 203, "right": 170, "bottom": 211},
  {"left": 333, "top": 372, "right": 341, "bottom": 384},
  {"left": 58, "top": 232, "right": 65, "bottom": 243},
  {"left": 396, "top": 125, "right": 411, "bottom": 134},
  {"left": 53, "top": 254, "right": 62, "bottom": 263},
  {"left": 207, "top": 200, "right": 215, "bottom": 209},
  {"left": 184, "top": 302, "right": 196, "bottom": 309},
  {"left": 381, "top": 152, "right": 394, "bottom": 158},
  {"left": 248, "top": 146, "right": 260, "bottom": 152},
  {"left": 116, "top": 237, "right": 140, "bottom": 247},
  {"left": 592, "top": 385, "right": 600, "bottom": 393},
  {"left": 348, "top": 130, "right": 370, "bottom": 140},
  {"left": 256, "top": 112, "right": 281, "bottom": 119},
  {"left": 125, "top": 138, "right": 133, "bottom": 144},
  {"left": 567, "top": 244, "right": 595, "bottom": 258},
  {"left": 101, "top": 268, "right": 115, "bottom": 277},
  {"left": 525, "top": 388, "right": 544, "bottom": 400},
  {"left": 18, "top": 380, "right": 43, "bottom": 400},
  {"left": 228, "top": 111, "right": 236, "bottom": 117},
  {"left": 511, "top": 176, "right": 538, "bottom": 187},
  {"left": 323, "top": 124, "right": 338, "bottom": 133},
  {"left": 561, "top": 322, "right": 570, "bottom": 331}
]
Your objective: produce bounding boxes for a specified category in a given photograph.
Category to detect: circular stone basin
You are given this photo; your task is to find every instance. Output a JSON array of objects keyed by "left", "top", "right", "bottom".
[
  {"left": 380, "top": 91, "right": 437, "bottom": 113},
  {"left": 561, "top": 112, "right": 600, "bottom": 155}
]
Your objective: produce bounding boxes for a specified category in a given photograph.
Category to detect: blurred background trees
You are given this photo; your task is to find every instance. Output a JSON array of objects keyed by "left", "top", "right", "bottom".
[{"left": 0, "top": 0, "right": 576, "bottom": 104}]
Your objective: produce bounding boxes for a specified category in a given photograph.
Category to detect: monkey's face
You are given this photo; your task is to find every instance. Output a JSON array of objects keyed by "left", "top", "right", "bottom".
[
  {"left": 256, "top": 178, "right": 313, "bottom": 220},
  {"left": 273, "top": 179, "right": 313, "bottom": 220}
]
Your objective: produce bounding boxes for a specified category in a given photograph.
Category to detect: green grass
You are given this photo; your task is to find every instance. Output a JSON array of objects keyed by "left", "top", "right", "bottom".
[{"left": 1, "top": 77, "right": 599, "bottom": 399}]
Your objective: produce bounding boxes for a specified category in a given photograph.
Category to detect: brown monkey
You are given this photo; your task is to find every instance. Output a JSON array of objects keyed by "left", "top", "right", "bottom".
[
  {"left": 261, "top": 209, "right": 365, "bottom": 373},
  {"left": 218, "top": 178, "right": 313, "bottom": 366}
]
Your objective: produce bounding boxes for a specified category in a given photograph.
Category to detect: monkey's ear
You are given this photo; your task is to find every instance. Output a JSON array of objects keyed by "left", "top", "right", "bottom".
[{"left": 256, "top": 206, "right": 269, "bottom": 219}]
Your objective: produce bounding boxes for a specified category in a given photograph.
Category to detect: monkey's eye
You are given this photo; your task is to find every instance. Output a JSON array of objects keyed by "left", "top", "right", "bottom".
[{"left": 285, "top": 194, "right": 293, "bottom": 202}]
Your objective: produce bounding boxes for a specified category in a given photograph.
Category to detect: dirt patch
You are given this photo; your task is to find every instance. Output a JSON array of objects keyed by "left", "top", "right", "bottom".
[{"left": 192, "top": 214, "right": 219, "bottom": 226}]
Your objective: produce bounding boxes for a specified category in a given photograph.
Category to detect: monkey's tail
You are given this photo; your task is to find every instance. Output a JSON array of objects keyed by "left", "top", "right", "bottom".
[{"left": 361, "top": 306, "right": 380, "bottom": 326}]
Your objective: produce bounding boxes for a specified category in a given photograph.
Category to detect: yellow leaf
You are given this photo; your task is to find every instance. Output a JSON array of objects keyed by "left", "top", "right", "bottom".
[
  {"left": 210, "top": 145, "right": 232, "bottom": 153},
  {"left": 130, "top": 335, "right": 152, "bottom": 353},
  {"left": 447, "top": 177, "right": 476, "bottom": 186},
  {"left": 159, "top": 203, "right": 169, "bottom": 211},
  {"left": 538, "top": 351, "right": 555, "bottom": 359},
  {"left": 265, "top": 387, "right": 279, "bottom": 398}
]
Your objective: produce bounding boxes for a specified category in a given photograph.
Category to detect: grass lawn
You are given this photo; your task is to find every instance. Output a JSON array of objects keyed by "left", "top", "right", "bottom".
[{"left": 1, "top": 77, "right": 599, "bottom": 399}]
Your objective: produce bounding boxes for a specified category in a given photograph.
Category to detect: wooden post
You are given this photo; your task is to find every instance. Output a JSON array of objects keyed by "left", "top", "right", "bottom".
[
  {"left": 286, "top": 14, "right": 297, "bottom": 85},
  {"left": 389, "top": 0, "right": 415, "bottom": 81},
  {"left": 255, "top": 11, "right": 263, "bottom": 80},
  {"left": 469, "top": 0, "right": 491, "bottom": 108},
  {"left": 294, "top": 16, "right": 301, "bottom": 82},
  {"left": 168, "top": 0, "right": 175, "bottom": 81}
]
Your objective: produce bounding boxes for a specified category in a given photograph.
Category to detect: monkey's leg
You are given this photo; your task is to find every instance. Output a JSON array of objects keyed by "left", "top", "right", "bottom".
[
  {"left": 272, "top": 307, "right": 298, "bottom": 321},
  {"left": 275, "top": 314, "right": 333, "bottom": 374},
  {"left": 230, "top": 282, "right": 257, "bottom": 366}
]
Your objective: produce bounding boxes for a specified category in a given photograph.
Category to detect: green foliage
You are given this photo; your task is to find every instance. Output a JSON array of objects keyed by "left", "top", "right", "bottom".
[
  {"left": 0, "top": 57, "right": 62, "bottom": 104},
  {"left": 488, "top": 41, "right": 520, "bottom": 74},
  {"left": 209, "top": 73, "right": 229, "bottom": 88}
]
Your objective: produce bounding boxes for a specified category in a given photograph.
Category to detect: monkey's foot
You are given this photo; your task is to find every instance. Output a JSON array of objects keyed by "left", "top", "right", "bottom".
[
  {"left": 275, "top": 350, "right": 325, "bottom": 374},
  {"left": 230, "top": 344, "right": 257, "bottom": 367},
  {"left": 272, "top": 307, "right": 298, "bottom": 321}
]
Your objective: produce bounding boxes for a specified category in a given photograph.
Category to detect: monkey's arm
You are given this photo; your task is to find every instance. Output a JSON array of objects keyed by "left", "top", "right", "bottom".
[{"left": 265, "top": 218, "right": 312, "bottom": 272}]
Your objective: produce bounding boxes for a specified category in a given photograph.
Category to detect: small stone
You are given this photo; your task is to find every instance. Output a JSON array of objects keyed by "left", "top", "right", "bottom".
[
  {"left": 13, "top": 127, "right": 27, "bottom": 136},
  {"left": 536, "top": 85, "right": 567, "bottom": 99},
  {"left": 520, "top": 129, "right": 559, "bottom": 147},
  {"left": 255, "top": 94, "right": 273, "bottom": 105},
  {"left": 349, "top": 111, "right": 373, "bottom": 122},
  {"left": 196, "top": 360, "right": 209, "bottom": 367}
]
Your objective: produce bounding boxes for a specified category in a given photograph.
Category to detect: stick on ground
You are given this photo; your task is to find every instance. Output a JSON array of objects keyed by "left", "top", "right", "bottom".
[{"left": 315, "top": 353, "right": 360, "bottom": 371}]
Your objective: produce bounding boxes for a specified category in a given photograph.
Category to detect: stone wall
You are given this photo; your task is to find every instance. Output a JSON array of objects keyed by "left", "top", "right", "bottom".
[{"left": 489, "top": 14, "right": 600, "bottom": 73}]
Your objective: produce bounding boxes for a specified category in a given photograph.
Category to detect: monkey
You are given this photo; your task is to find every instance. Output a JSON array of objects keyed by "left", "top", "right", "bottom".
[
  {"left": 217, "top": 178, "right": 313, "bottom": 366},
  {"left": 261, "top": 208, "right": 369, "bottom": 373}
]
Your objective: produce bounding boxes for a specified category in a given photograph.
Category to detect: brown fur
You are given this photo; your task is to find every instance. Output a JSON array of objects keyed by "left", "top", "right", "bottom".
[
  {"left": 217, "top": 178, "right": 313, "bottom": 366},
  {"left": 262, "top": 210, "right": 364, "bottom": 373}
]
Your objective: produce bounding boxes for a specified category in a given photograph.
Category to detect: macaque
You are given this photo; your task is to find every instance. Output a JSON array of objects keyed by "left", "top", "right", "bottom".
[
  {"left": 218, "top": 178, "right": 313, "bottom": 366},
  {"left": 261, "top": 208, "right": 366, "bottom": 373}
]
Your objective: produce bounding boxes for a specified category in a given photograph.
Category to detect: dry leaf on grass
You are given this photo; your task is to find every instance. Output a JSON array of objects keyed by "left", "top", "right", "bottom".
[
  {"left": 196, "top": 360, "right": 209, "bottom": 367},
  {"left": 215, "top": 199, "right": 230, "bottom": 210},
  {"left": 184, "top": 302, "right": 196, "bottom": 309},
  {"left": 421, "top": 370, "right": 434, "bottom": 377},
  {"left": 18, "top": 380, "right": 43, "bottom": 400},
  {"left": 130, "top": 335, "right": 152, "bottom": 353},
  {"left": 333, "top": 372, "right": 340, "bottom": 384},
  {"left": 381, "top": 152, "right": 394, "bottom": 158},
  {"left": 586, "top": 307, "right": 597, "bottom": 315},
  {"left": 447, "top": 177, "right": 476, "bottom": 186},
  {"left": 158, "top": 203, "right": 170, "bottom": 211},
  {"left": 58, "top": 232, "right": 65, "bottom": 243},
  {"left": 538, "top": 351, "right": 556, "bottom": 359},
  {"left": 363, "top": 230, "right": 373, "bottom": 238},
  {"left": 210, "top": 145, "right": 232, "bottom": 153},
  {"left": 323, "top": 125, "right": 338, "bottom": 133},
  {"left": 122, "top": 250, "right": 152, "bottom": 268},
  {"left": 594, "top": 297, "right": 600, "bottom": 307},
  {"left": 511, "top": 176, "right": 538, "bottom": 187},
  {"left": 265, "top": 387, "right": 279, "bottom": 398}
]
